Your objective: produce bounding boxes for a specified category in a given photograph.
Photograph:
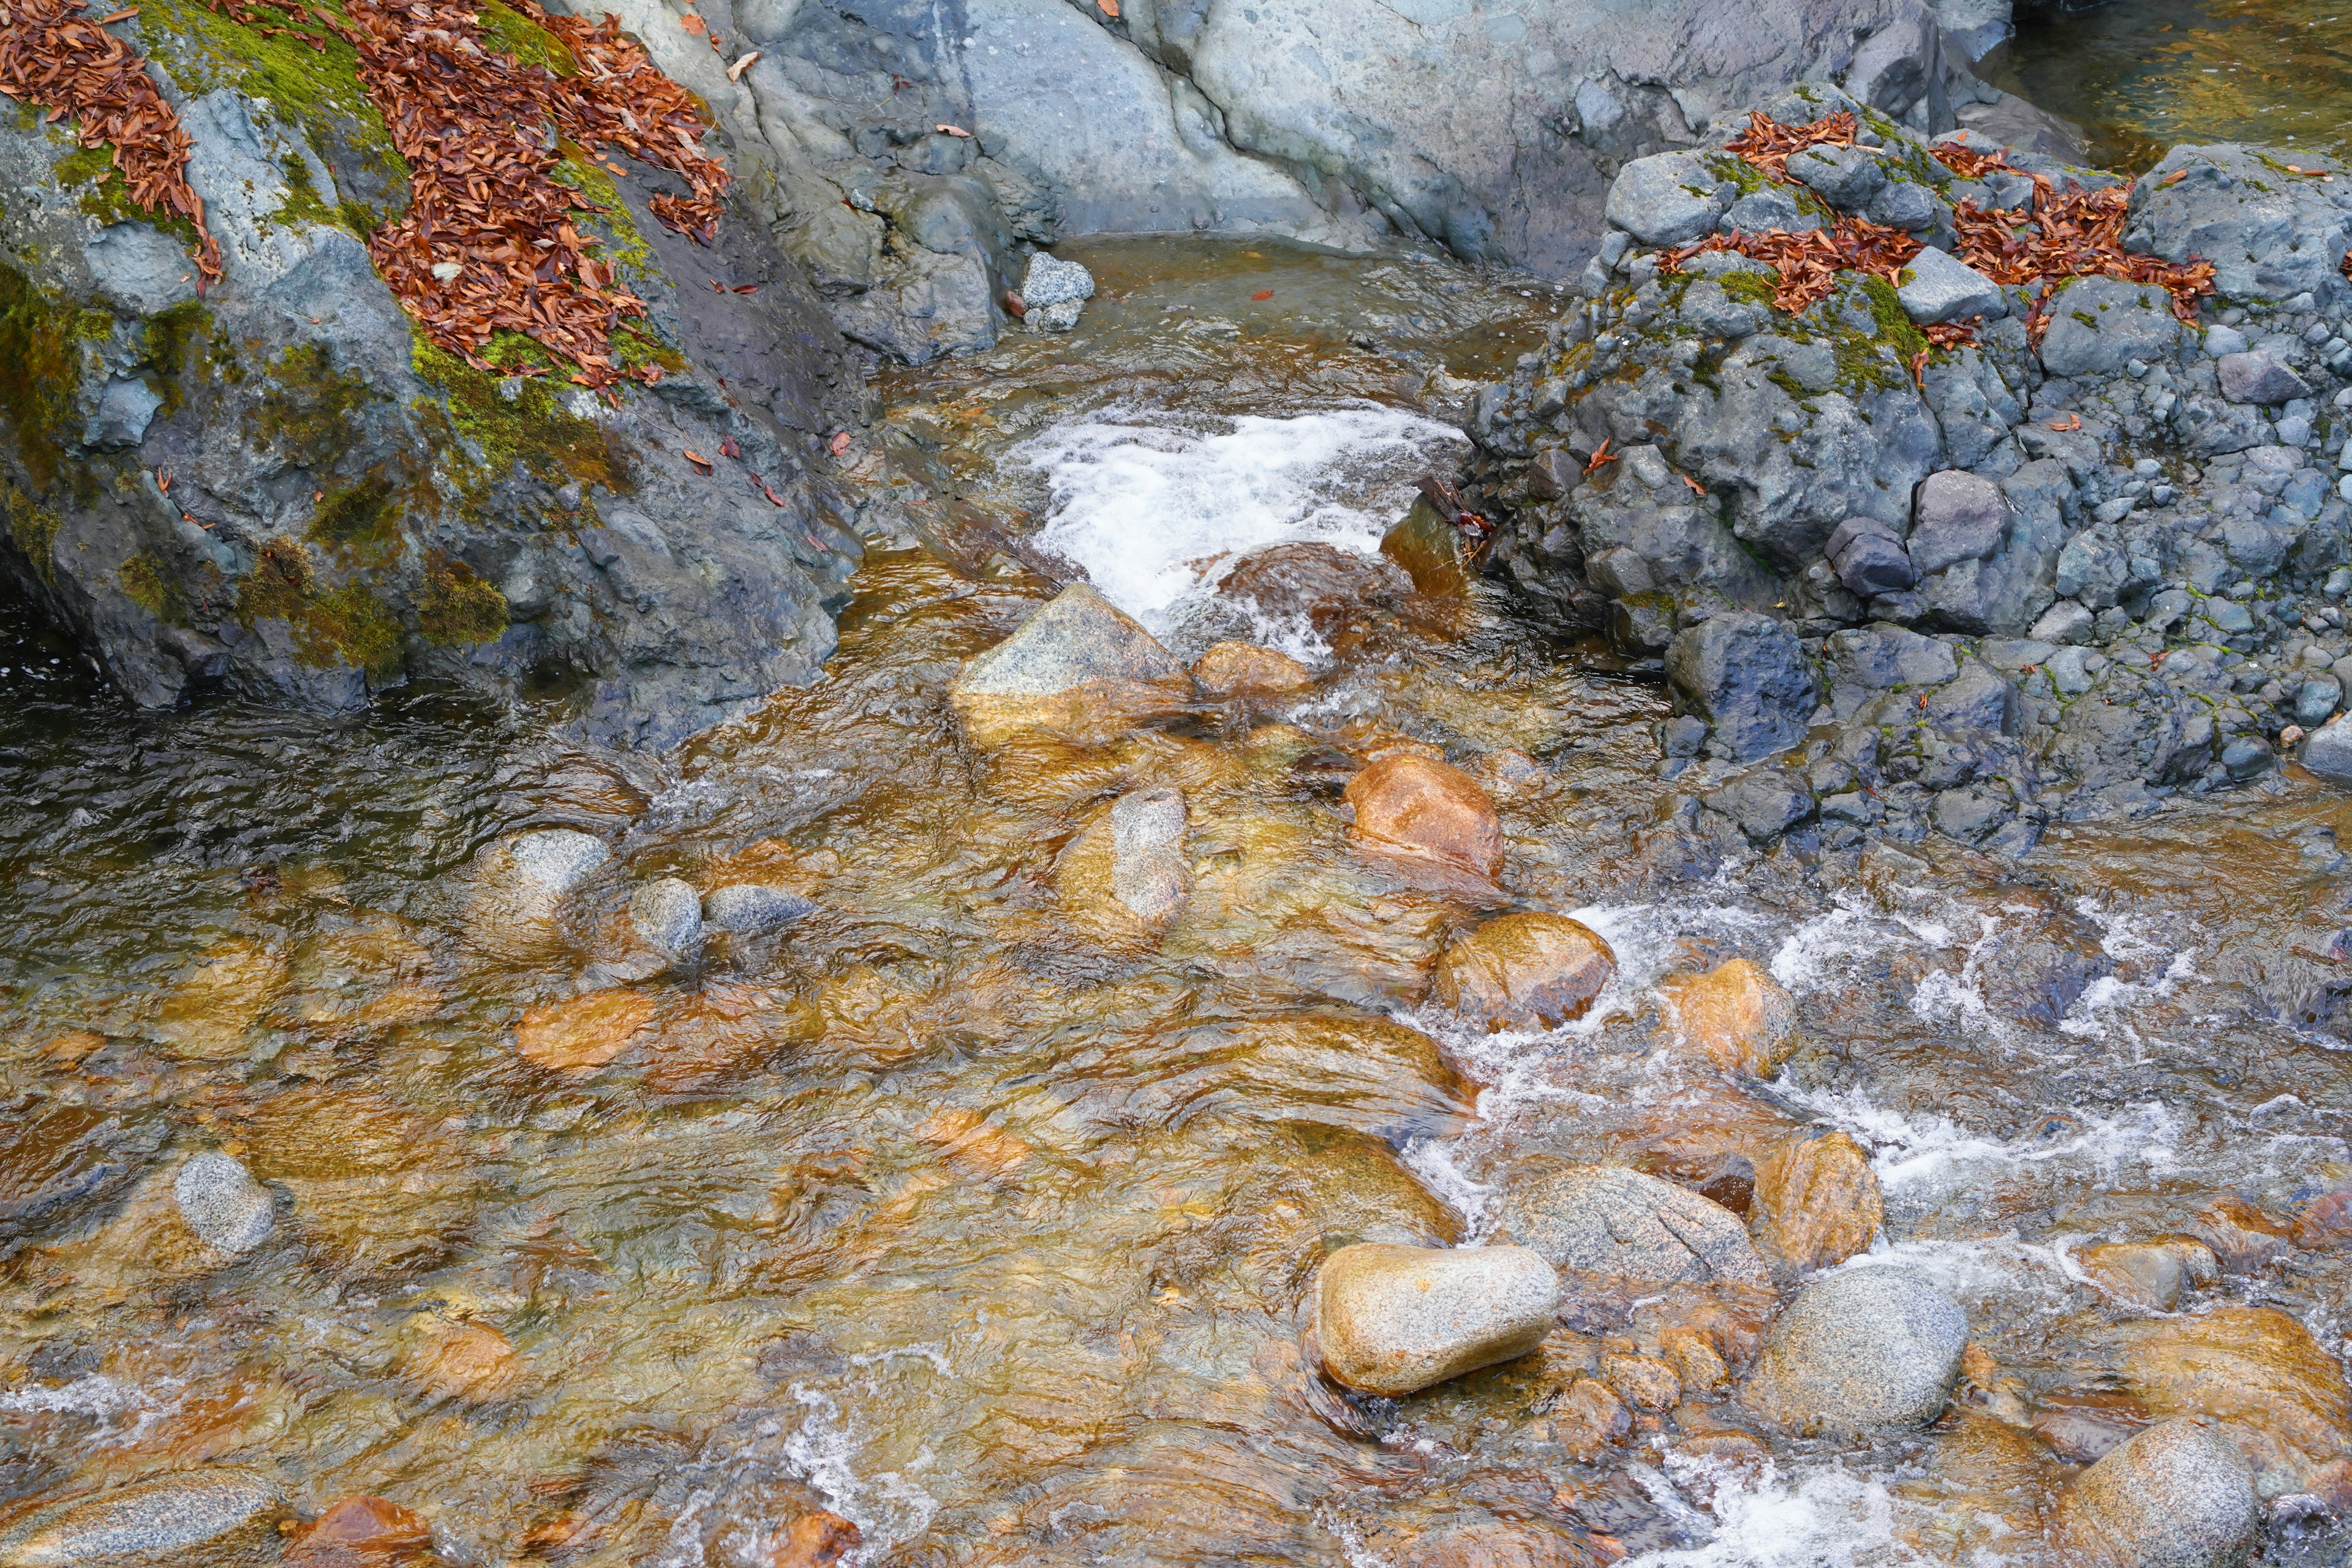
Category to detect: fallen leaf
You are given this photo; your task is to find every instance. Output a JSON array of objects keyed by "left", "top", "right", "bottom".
[
  {"left": 1096, "top": 0, "right": 1117, "bottom": 13},
  {"left": 682, "top": 448, "right": 714, "bottom": 473},
  {"left": 718, "top": 435, "right": 741, "bottom": 458},
  {"left": 934, "top": 123, "right": 971, "bottom": 137},
  {"left": 1583, "top": 437, "right": 1616, "bottom": 476},
  {"left": 97, "top": 6, "right": 137, "bottom": 19},
  {"left": 2161, "top": 169, "right": 2187, "bottom": 186},
  {"left": 679, "top": 12, "right": 704, "bottom": 31},
  {"left": 1681, "top": 474, "right": 1705, "bottom": 495},
  {"left": 731, "top": 283, "right": 760, "bottom": 293},
  {"left": 726, "top": 48, "right": 758, "bottom": 80},
  {"left": 1250, "top": 289, "right": 1273, "bottom": 300},
  {"left": 710, "top": 279, "right": 726, "bottom": 292},
  {"left": 828, "top": 431, "right": 852, "bottom": 456}
]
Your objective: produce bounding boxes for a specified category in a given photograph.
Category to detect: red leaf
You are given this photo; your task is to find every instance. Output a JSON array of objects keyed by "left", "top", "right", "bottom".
[
  {"left": 827, "top": 431, "right": 852, "bottom": 456},
  {"left": 1250, "top": 289, "right": 1272, "bottom": 300}
]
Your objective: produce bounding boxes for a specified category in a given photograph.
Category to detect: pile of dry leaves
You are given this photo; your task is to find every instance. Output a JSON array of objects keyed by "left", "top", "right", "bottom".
[
  {"left": 1664, "top": 109, "right": 2215, "bottom": 353},
  {"left": 0, "top": 0, "right": 221, "bottom": 283}
]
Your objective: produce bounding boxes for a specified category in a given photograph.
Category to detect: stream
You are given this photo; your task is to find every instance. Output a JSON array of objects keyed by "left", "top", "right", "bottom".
[{"left": 4, "top": 19, "right": 2352, "bottom": 1568}]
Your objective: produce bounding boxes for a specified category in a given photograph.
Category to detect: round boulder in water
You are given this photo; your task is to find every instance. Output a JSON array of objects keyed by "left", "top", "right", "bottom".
[
  {"left": 1430, "top": 913, "right": 1616, "bottom": 1031},
  {"left": 629, "top": 877, "right": 704, "bottom": 954},
  {"left": 0, "top": 1468, "right": 283, "bottom": 1565},
  {"left": 172, "top": 1151, "right": 274, "bottom": 1254},
  {"left": 1747, "top": 1266, "right": 1967, "bottom": 1432},
  {"left": 703, "top": 883, "right": 817, "bottom": 935},
  {"left": 507, "top": 829, "right": 612, "bottom": 895},
  {"left": 2055, "top": 1418, "right": 2257, "bottom": 1568},
  {"left": 1490, "top": 1164, "right": 1766, "bottom": 1286},
  {"left": 1313, "top": 1242, "right": 1559, "bottom": 1397},
  {"left": 1343, "top": 753, "right": 1502, "bottom": 880}
]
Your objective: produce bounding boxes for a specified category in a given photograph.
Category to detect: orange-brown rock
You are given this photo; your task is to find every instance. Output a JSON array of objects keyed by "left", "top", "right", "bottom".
[
  {"left": 1659, "top": 1327, "right": 1732, "bottom": 1395},
  {"left": 916, "top": 1107, "right": 1031, "bottom": 1181},
  {"left": 1598, "top": 1352, "right": 1682, "bottom": 1412},
  {"left": 2187, "top": 1195, "right": 2297, "bottom": 1273},
  {"left": 149, "top": 938, "right": 287, "bottom": 1059},
  {"left": 399, "top": 1318, "right": 522, "bottom": 1403},
  {"left": 285, "top": 1496, "right": 433, "bottom": 1566},
  {"left": 1748, "top": 1130, "right": 1882, "bottom": 1276},
  {"left": 1194, "top": 641, "right": 1314, "bottom": 698},
  {"left": 638, "top": 984, "right": 791, "bottom": 1095},
  {"left": 2078, "top": 1238, "right": 2218, "bottom": 1313},
  {"left": 514, "top": 990, "right": 656, "bottom": 1076},
  {"left": 1430, "top": 913, "right": 1616, "bottom": 1031},
  {"left": 760, "top": 1510, "right": 861, "bottom": 1568},
  {"left": 1549, "top": 1377, "right": 1631, "bottom": 1463},
  {"left": 1656, "top": 958, "right": 1797, "bottom": 1076},
  {"left": 1344, "top": 754, "right": 1502, "bottom": 879}
]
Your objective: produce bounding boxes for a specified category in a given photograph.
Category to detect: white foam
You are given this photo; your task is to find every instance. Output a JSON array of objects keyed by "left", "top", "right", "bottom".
[
  {"left": 1011, "top": 402, "right": 1468, "bottom": 644},
  {"left": 1629, "top": 1454, "right": 1940, "bottom": 1567},
  {"left": 1787, "top": 1086, "right": 2179, "bottom": 1197}
]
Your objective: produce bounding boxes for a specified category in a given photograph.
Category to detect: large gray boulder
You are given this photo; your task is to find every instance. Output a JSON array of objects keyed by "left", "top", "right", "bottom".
[
  {"left": 1896, "top": 246, "right": 2002, "bottom": 325},
  {"left": 1491, "top": 1164, "right": 1768, "bottom": 1285},
  {"left": 1666, "top": 612, "right": 1822, "bottom": 763},
  {"left": 1607, "top": 152, "right": 1732, "bottom": 247},
  {"left": 1746, "top": 1267, "right": 1967, "bottom": 1432},
  {"left": 2127, "top": 144, "right": 2352, "bottom": 309},
  {"left": 2055, "top": 1419, "right": 2258, "bottom": 1568},
  {"left": 2037, "top": 276, "right": 2193, "bottom": 379},
  {"left": 1313, "top": 1243, "right": 1559, "bottom": 1396}
]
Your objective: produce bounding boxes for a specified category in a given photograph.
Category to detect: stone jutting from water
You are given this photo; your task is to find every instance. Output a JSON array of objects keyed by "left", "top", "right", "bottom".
[
  {"left": 949, "top": 584, "right": 1193, "bottom": 747},
  {"left": 702, "top": 884, "right": 818, "bottom": 935},
  {"left": 1747, "top": 1129, "right": 1883, "bottom": 1276},
  {"left": 1466, "top": 80, "right": 2352, "bottom": 851},
  {"left": 1193, "top": 641, "right": 1314, "bottom": 698},
  {"left": 1746, "top": 1266, "right": 1968, "bottom": 1433},
  {"left": 1341, "top": 753, "right": 1503, "bottom": 880},
  {"left": 1656, "top": 957, "right": 1799, "bottom": 1076},
  {"left": 172, "top": 1151, "right": 275, "bottom": 1254},
  {"left": 1490, "top": 1164, "right": 1767, "bottom": 1286},
  {"left": 1312, "top": 1243, "right": 1559, "bottom": 1397},
  {"left": 2054, "top": 1419, "right": 2258, "bottom": 1568},
  {"left": 0, "top": 1468, "right": 284, "bottom": 1565},
  {"left": 1428, "top": 913, "right": 1616, "bottom": 1031},
  {"left": 1019, "top": 252, "right": 1095, "bottom": 333}
]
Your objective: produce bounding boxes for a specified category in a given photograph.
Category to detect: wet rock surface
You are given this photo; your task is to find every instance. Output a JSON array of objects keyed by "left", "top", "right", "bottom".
[
  {"left": 2056, "top": 1419, "right": 2259, "bottom": 1568},
  {"left": 1313, "top": 1243, "right": 1559, "bottom": 1397},
  {"left": 1747, "top": 1267, "right": 1967, "bottom": 1432},
  {"left": 1492, "top": 1164, "right": 1768, "bottom": 1286},
  {"left": 0, "top": 1468, "right": 282, "bottom": 1564},
  {"left": 171, "top": 1151, "right": 275, "bottom": 1254},
  {"left": 1428, "top": 913, "right": 1616, "bottom": 1031}
]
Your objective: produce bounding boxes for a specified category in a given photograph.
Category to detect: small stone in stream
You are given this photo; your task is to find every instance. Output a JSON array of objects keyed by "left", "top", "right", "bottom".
[
  {"left": 1599, "top": 1352, "right": 1682, "bottom": 1412},
  {"left": 949, "top": 583, "right": 1191, "bottom": 745},
  {"left": 508, "top": 829, "right": 612, "bottom": 895},
  {"left": 285, "top": 1496, "right": 433, "bottom": 1567},
  {"left": 1018, "top": 251, "right": 1093, "bottom": 333},
  {"left": 630, "top": 878, "right": 703, "bottom": 954},
  {"left": 1664, "top": 612, "right": 1820, "bottom": 764},
  {"left": 1380, "top": 494, "right": 1479, "bottom": 597},
  {"left": 2186, "top": 1195, "right": 2297, "bottom": 1273},
  {"left": 399, "top": 1315, "right": 522, "bottom": 1403},
  {"left": 1193, "top": 640, "right": 1313, "bottom": 697},
  {"left": 1313, "top": 1243, "right": 1559, "bottom": 1396},
  {"left": 0, "top": 1468, "right": 284, "bottom": 1566},
  {"left": 1896, "top": 246, "right": 2002, "bottom": 325},
  {"left": 703, "top": 883, "right": 817, "bottom": 934},
  {"left": 1343, "top": 753, "right": 1503, "bottom": 880},
  {"left": 1656, "top": 957, "right": 1798, "bottom": 1076},
  {"left": 515, "top": 989, "right": 657, "bottom": 1076},
  {"left": 1662, "top": 1328, "right": 1732, "bottom": 1395},
  {"left": 2054, "top": 1419, "right": 2257, "bottom": 1568},
  {"left": 2297, "top": 714, "right": 2352, "bottom": 786},
  {"left": 1549, "top": 1378, "right": 1631, "bottom": 1461},
  {"left": 2216, "top": 350, "right": 2311, "bottom": 407},
  {"left": 172, "top": 1151, "right": 275, "bottom": 1254},
  {"left": 1491, "top": 1164, "right": 1766, "bottom": 1286},
  {"left": 1747, "top": 1267, "right": 1967, "bottom": 1433},
  {"left": 1749, "top": 1130, "right": 1883, "bottom": 1276},
  {"left": 764, "top": 1510, "right": 862, "bottom": 1568},
  {"left": 1429, "top": 913, "right": 1616, "bottom": 1031},
  {"left": 1109, "top": 786, "right": 1189, "bottom": 922},
  {"left": 2078, "top": 1238, "right": 2219, "bottom": 1313}
]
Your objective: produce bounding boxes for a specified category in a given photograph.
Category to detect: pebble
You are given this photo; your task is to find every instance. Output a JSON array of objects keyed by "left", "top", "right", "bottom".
[
  {"left": 1313, "top": 1242, "right": 1559, "bottom": 1396},
  {"left": 1656, "top": 957, "right": 1798, "bottom": 1076},
  {"left": 1428, "top": 913, "right": 1616, "bottom": 1031},
  {"left": 1343, "top": 753, "right": 1503, "bottom": 880},
  {"left": 703, "top": 883, "right": 817, "bottom": 933},
  {"left": 1549, "top": 1378, "right": 1630, "bottom": 1461},
  {"left": 0, "top": 1468, "right": 283, "bottom": 1566},
  {"left": 172, "top": 1151, "right": 275, "bottom": 1254},
  {"left": 507, "top": 829, "right": 611, "bottom": 895},
  {"left": 1746, "top": 1267, "right": 1967, "bottom": 1433},
  {"left": 629, "top": 877, "right": 703, "bottom": 954},
  {"left": 1108, "top": 786, "right": 1188, "bottom": 922},
  {"left": 1747, "top": 1130, "right": 1883, "bottom": 1276},
  {"left": 1491, "top": 1164, "right": 1766, "bottom": 1286},
  {"left": 2055, "top": 1419, "right": 2257, "bottom": 1568}
]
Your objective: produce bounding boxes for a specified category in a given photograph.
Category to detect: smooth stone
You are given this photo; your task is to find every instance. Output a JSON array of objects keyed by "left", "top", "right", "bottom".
[
  {"left": 0, "top": 1468, "right": 283, "bottom": 1566},
  {"left": 702, "top": 883, "right": 817, "bottom": 933},
  {"left": 507, "top": 829, "right": 611, "bottom": 895},
  {"left": 628, "top": 877, "right": 703, "bottom": 954},
  {"left": 2055, "top": 1419, "right": 2257, "bottom": 1568},
  {"left": 1747, "top": 1267, "right": 1967, "bottom": 1432},
  {"left": 1656, "top": 957, "right": 1799, "bottom": 1076},
  {"left": 1910, "top": 469, "right": 2008, "bottom": 575},
  {"left": 1193, "top": 640, "right": 1313, "bottom": 696},
  {"left": 1428, "top": 913, "right": 1616, "bottom": 1031},
  {"left": 1343, "top": 753, "right": 1503, "bottom": 880},
  {"left": 1749, "top": 1129, "right": 1883, "bottom": 1276},
  {"left": 2078, "top": 1238, "right": 2218, "bottom": 1313},
  {"left": 2297, "top": 714, "right": 2352, "bottom": 785},
  {"left": 1108, "top": 786, "right": 1188, "bottom": 922},
  {"left": 172, "top": 1151, "right": 275, "bottom": 1254},
  {"left": 514, "top": 990, "right": 657, "bottom": 1076},
  {"left": 1313, "top": 1242, "right": 1559, "bottom": 1396},
  {"left": 949, "top": 583, "right": 1191, "bottom": 745},
  {"left": 1490, "top": 1164, "right": 1766, "bottom": 1286}
]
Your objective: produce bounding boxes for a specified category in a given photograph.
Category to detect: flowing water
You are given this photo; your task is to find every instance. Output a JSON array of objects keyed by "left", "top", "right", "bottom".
[{"left": 2, "top": 236, "right": 2352, "bottom": 1566}]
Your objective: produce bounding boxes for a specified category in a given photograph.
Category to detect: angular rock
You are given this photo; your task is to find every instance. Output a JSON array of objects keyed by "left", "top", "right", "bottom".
[
  {"left": 703, "top": 884, "right": 817, "bottom": 934},
  {"left": 2127, "top": 144, "right": 2352, "bottom": 308},
  {"left": 399, "top": 1314, "right": 522, "bottom": 1403},
  {"left": 1702, "top": 767, "right": 1817, "bottom": 843},
  {"left": 629, "top": 878, "right": 703, "bottom": 955},
  {"left": 1897, "top": 247, "right": 2002, "bottom": 325},
  {"left": 2215, "top": 350, "right": 2312, "bottom": 407},
  {"left": 1019, "top": 251, "right": 1094, "bottom": 333},
  {"left": 2078, "top": 1238, "right": 2218, "bottom": 1314},
  {"left": 285, "top": 1496, "right": 433, "bottom": 1568},
  {"left": 1429, "top": 913, "right": 1616, "bottom": 1031},
  {"left": 1749, "top": 1130, "right": 1883, "bottom": 1276},
  {"left": 1910, "top": 470, "right": 2008, "bottom": 575},
  {"left": 1787, "top": 143, "right": 1888, "bottom": 210},
  {"left": 172, "top": 1151, "right": 275, "bottom": 1254},
  {"left": 1665, "top": 612, "right": 1821, "bottom": 764},
  {"left": 1826, "top": 517, "right": 1917, "bottom": 597},
  {"left": 1599, "top": 1352, "right": 1683, "bottom": 1412},
  {"left": 1108, "top": 786, "right": 1189, "bottom": 923},
  {"left": 1343, "top": 754, "right": 1503, "bottom": 880},
  {"left": 1656, "top": 957, "right": 1799, "bottom": 1076},
  {"left": 1604, "top": 151, "right": 1728, "bottom": 247},
  {"left": 949, "top": 583, "right": 1191, "bottom": 745},
  {"left": 0, "top": 1469, "right": 283, "bottom": 1565},
  {"left": 1193, "top": 641, "right": 1313, "bottom": 697},
  {"left": 1491, "top": 1164, "right": 1767, "bottom": 1286},
  {"left": 1827, "top": 622, "right": 1959, "bottom": 690},
  {"left": 1313, "top": 1243, "right": 1559, "bottom": 1396},
  {"left": 2054, "top": 1419, "right": 2258, "bottom": 1568},
  {"left": 2297, "top": 714, "right": 2352, "bottom": 785},
  {"left": 2037, "top": 276, "right": 2193, "bottom": 378},
  {"left": 1747, "top": 1267, "right": 1967, "bottom": 1432},
  {"left": 1550, "top": 1377, "right": 1632, "bottom": 1462}
]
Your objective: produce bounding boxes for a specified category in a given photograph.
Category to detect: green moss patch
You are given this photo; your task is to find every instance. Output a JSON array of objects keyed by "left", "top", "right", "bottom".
[
  {"left": 249, "top": 341, "right": 375, "bottom": 461},
  {"left": 0, "top": 264, "right": 106, "bottom": 498},
  {"left": 236, "top": 536, "right": 404, "bottom": 678},
  {"left": 418, "top": 552, "right": 508, "bottom": 644},
  {"left": 1, "top": 477, "right": 62, "bottom": 579},
  {"left": 308, "top": 467, "right": 405, "bottom": 566},
  {"left": 410, "top": 334, "right": 622, "bottom": 492},
  {"left": 477, "top": 0, "right": 578, "bottom": 77},
  {"left": 119, "top": 549, "right": 187, "bottom": 622}
]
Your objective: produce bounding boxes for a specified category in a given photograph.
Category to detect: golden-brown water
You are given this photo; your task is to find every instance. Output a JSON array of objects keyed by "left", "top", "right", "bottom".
[{"left": 1, "top": 238, "right": 2349, "bottom": 1566}]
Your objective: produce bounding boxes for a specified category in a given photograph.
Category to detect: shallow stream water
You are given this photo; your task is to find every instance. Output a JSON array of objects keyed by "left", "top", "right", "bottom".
[{"left": 4, "top": 134, "right": 2352, "bottom": 1568}]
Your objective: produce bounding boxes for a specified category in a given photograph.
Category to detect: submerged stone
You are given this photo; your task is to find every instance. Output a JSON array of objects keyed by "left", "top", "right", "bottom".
[
  {"left": 703, "top": 883, "right": 817, "bottom": 934},
  {"left": 1107, "top": 786, "right": 1189, "bottom": 922},
  {"left": 0, "top": 1468, "right": 283, "bottom": 1565},
  {"left": 1313, "top": 1242, "right": 1558, "bottom": 1396},
  {"left": 1428, "top": 913, "right": 1616, "bottom": 1031},
  {"left": 1491, "top": 1164, "right": 1766, "bottom": 1286},
  {"left": 629, "top": 877, "right": 703, "bottom": 954},
  {"left": 172, "top": 1151, "right": 274, "bottom": 1254},
  {"left": 1343, "top": 753, "right": 1503, "bottom": 880}
]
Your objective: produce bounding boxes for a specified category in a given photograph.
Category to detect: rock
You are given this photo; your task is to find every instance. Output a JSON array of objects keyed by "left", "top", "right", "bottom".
[
  {"left": 514, "top": 990, "right": 657, "bottom": 1076},
  {"left": 1343, "top": 754, "right": 1503, "bottom": 880},
  {"left": 0, "top": 1105, "right": 170, "bottom": 1252},
  {"left": 1550, "top": 1377, "right": 1632, "bottom": 1462},
  {"left": 1019, "top": 251, "right": 1094, "bottom": 332},
  {"left": 284, "top": 1496, "right": 433, "bottom": 1567},
  {"left": 1749, "top": 1130, "right": 1882, "bottom": 1276},
  {"left": 703, "top": 884, "right": 817, "bottom": 934},
  {"left": 2215, "top": 350, "right": 2312, "bottom": 406},
  {"left": 1787, "top": 143, "right": 1887, "bottom": 210},
  {"left": 0, "top": 1468, "right": 283, "bottom": 1565},
  {"left": 2054, "top": 1419, "right": 2258, "bottom": 1568},
  {"left": 1664, "top": 612, "right": 1821, "bottom": 764},
  {"left": 1109, "top": 786, "right": 1189, "bottom": 922},
  {"left": 1747, "top": 1267, "right": 1967, "bottom": 1433},
  {"left": 2038, "top": 276, "right": 2193, "bottom": 379},
  {"left": 761, "top": 1511, "right": 861, "bottom": 1568},
  {"left": 1216, "top": 541, "right": 1411, "bottom": 632},
  {"left": 1194, "top": 641, "right": 1313, "bottom": 696},
  {"left": 1656, "top": 958, "right": 1798, "bottom": 1076},
  {"left": 172, "top": 1152, "right": 274, "bottom": 1254},
  {"left": 1599, "top": 1352, "right": 1683, "bottom": 1412},
  {"left": 628, "top": 878, "right": 703, "bottom": 954},
  {"left": 1604, "top": 151, "right": 1728, "bottom": 247},
  {"left": 1702, "top": 767, "right": 1817, "bottom": 843},
  {"left": 1429, "top": 913, "right": 1616, "bottom": 1031},
  {"left": 1826, "top": 517, "right": 1917, "bottom": 597},
  {"left": 1312, "top": 1243, "right": 1559, "bottom": 1397},
  {"left": 148, "top": 937, "right": 287, "bottom": 1059},
  {"left": 949, "top": 583, "right": 1192, "bottom": 745},
  {"left": 508, "top": 829, "right": 612, "bottom": 899},
  {"left": 2078, "top": 1239, "right": 2219, "bottom": 1314},
  {"left": 1897, "top": 247, "right": 2001, "bottom": 324},
  {"left": 1826, "top": 622, "right": 1959, "bottom": 690},
  {"left": 1491, "top": 1164, "right": 1767, "bottom": 1286},
  {"left": 398, "top": 1313, "right": 522, "bottom": 1403},
  {"left": 2030, "top": 600, "right": 2096, "bottom": 646},
  {"left": 1381, "top": 495, "right": 1481, "bottom": 597},
  {"left": 1910, "top": 469, "right": 2008, "bottom": 575},
  {"left": 2299, "top": 714, "right": 2352, "bottom": 784},
  {"left": 2127, "top": 145, "right": 2352, "bottom": 309}
]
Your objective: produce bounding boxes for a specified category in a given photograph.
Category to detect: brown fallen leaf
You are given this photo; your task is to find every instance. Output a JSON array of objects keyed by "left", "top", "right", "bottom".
[
  {"left": 2046, "top": 412, "right": 2081, "bottom": 432},
  {"left": 1096, "top": 0, "right": 1117, "bottom": 13},
  {"left": 1250, "top": 288, "right": 1273, "bottom": 300},
  {"left": 731, "top": 282, "right": 760, "bottom": 293},
  {"left": 934, "top": 123, "right": 971, "bottom": 137},
  {"left": 718, "top": 434, "right": 741, "bottom": 459},
  {"left": 679, "top": 11, "right": 704, "bottom": 31},
  {"left": 1583, "top": 436, "right": 1616, "bottom": 476},
  {"left": 682, "top": 448, "right": 714, "bottom": 473},
  {"left": 726, "top": 47, "right": 758, "bottom": 80},
  {"left": 1681, "top": 473, "right": 1705, "bottom": 496},
  {"left": 828, "top": 431, "right": 853, "bottom": 456}
]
